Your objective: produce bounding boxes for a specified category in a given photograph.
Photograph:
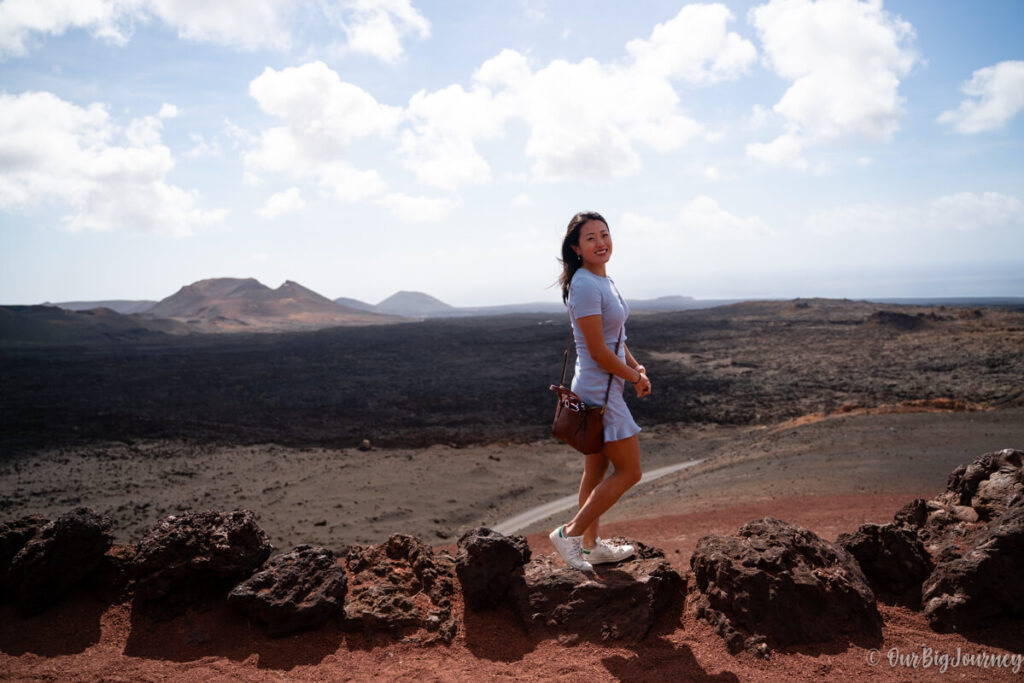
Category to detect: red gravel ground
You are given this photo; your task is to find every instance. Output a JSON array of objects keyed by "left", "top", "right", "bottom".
[{"left": 3, "top": 491, "right": 1022, "bottom": 682}]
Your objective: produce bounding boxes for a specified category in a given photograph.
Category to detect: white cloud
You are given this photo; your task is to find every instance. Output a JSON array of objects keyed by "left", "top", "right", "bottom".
[
  {"left": 0, "top": 91, "right": 225, "bottom": 235},
  {"left": 378, "top": 192, "right": 458, "bottom": 222},
  {"left": 0, "top": 0, "right": 295, "bottom": 55},
  {"left": 158, "top": 102, "right": 179, "bottom": 119},
  {"left": 746, "top": 131, "right": 807, "bottom": 170},
  {"left": 0, "top": 0, "right": 429, "bottom": 61},
  {"left": 244, "top": 4, "right": 757, "bottom": 202},
  {"left": 806, "top": 191, "right": 1024, "bottom": 234},
  {"left": 0, "top": 0, "right": 131, "bottom": 56},
  {"left": 335, "top": 0, "right": 430, "bottom": 64},
  {"left": 625, "top": 3, "right": 757, "bottom": 84},
  {"left": 245, "top": 61, "right": 401, "bottom": 202},
  {"left": 258, "top": 186, "right": 304, "bottom": 219},
  {"left": 938, "top": 60, "right": 1024, "bottom": 134},
  {"left": 146, "top": 0, "right": 293, "bottom": 50},
  {"left": 398, "top": 84, "right": 508, "bottom": 190},
  {"left": 748, "top": 0, "right": 919, "bottom": 167},
  {"left": 398, "top": 8, "right": 754, "bottom": 186}
]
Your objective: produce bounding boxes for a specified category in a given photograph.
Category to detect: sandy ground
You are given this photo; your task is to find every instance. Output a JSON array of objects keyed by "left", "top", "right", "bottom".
[
  {"left": 3, "top": 407, "right": 1022, "bottom": 551},
  {"left": 1, "top": 406, "right": 1023, "bottom": 681}
]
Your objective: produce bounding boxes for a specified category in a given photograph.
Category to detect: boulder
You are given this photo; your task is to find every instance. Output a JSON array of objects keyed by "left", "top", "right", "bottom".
[
  {"left": 690, "top": 517, "right": 881, "bottom": 655},
  {"left": 894, "top": 450, "right": 1024, "bottom": 563},
  {"left": 893, "top": 498, "right": 928, "bottom": 529},
  {"left": 340, "top": 534, "right": 456, "bottom": 643},
  {"left": 229, "top": 545, "right": 347, "bottom": 637},
  {"left": 922, "top": 505, "right": 1024, "bottom": 632},
  {"left": 131, "top": 510, "right": 273, "bottom": 619},
  {"left": 0, "top": 514, "right": 49, "bottom": 601},
  {"left": 6, "top": 507, "right": 113, "bottom": 616},
  {"left": 836, "top": 523, "right": 933, "bottom": 605},
  {"left": 455, "top": 527, "right": 530, "bottom": 611},
  {"left": 943, "top": 448, "right": 1023, "bottom": 520},
  {"left": 508, "top": 552, "right": 686, "bottom": 643},
  {"left": 89, "top": 544, "right": 137, "bottom": 604}
]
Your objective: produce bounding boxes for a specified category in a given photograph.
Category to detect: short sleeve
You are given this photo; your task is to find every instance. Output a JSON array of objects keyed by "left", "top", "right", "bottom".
[{"left": 568, "top": 273, "right": 602, "bottom": 319}]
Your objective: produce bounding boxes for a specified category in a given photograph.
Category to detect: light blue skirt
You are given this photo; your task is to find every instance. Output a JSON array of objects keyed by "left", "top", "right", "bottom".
[{"left": 571, "top": 374, "right": 641, "bottom": 444}]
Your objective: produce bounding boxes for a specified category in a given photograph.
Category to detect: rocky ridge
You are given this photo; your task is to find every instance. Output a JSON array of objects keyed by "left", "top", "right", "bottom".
[{"left": 0, "top": 449, "right": 1021, "bottom": 657}]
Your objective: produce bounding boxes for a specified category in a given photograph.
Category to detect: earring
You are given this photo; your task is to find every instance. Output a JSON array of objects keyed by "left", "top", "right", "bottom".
[{"left": 577, "top": 254, "right": 582, "bottom": 262}]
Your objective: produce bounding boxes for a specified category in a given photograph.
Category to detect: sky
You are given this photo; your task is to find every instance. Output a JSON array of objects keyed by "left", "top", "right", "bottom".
[{"left": 1, "top": 0, "right": 1022, "bottom": 307}]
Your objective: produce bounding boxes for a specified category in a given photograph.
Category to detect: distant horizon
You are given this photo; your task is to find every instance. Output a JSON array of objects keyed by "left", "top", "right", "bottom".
[{"left": 15, "top": 272, "right": 1024, "bottom": 310}]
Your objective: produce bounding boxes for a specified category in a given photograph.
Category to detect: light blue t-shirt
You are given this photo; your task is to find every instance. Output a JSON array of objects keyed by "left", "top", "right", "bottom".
[{"left": 567, "top": 268, "right": 629, "bottom": 405}]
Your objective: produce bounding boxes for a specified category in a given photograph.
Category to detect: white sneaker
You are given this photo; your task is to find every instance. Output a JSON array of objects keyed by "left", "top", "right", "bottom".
[
  {"left": 548, "top": 525, "right": 594, "bottom": 572},
  {"left": 583, "top": 537, "right": 635, "bottom": 565}
]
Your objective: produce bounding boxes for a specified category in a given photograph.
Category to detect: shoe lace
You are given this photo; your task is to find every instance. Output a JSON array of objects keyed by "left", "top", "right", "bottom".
[{"left": 567, "top": 538, "right": 586, "bottom": 563}]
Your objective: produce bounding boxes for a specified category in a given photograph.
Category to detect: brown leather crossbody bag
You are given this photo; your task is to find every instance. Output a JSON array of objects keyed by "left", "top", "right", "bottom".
[{"left": 549, "top": 327, "right": 622, "bottom": 454}]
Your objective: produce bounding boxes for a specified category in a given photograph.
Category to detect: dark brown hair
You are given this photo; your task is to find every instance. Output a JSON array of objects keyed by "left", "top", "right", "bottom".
[{"left": 557, "top": 211, "right": 608, "bottom": 304}]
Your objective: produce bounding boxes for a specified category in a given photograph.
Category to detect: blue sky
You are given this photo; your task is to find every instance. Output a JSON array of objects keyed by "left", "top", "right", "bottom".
[{"left": 1, "top": 0, "right": 1022, "bottom": 306}]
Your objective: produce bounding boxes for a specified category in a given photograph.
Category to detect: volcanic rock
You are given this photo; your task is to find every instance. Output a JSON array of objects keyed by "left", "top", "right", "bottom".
[
  {"left": 895, "top": 449, "right": 1023, "bottom": 562},
  {"left": 6, "top": 507, "right": 113, "bottom": 616},
  {"left": 942, "top": 448, "right": 1023, "bottom": 520},
  {"left": 0, "top": 513, "right": 48, "bottom": 600},
  {"left": 922, "top": 504, "right": 1024, "bottom": 632},
  {"left": 836, "top": 523, "right": 933, "bottom": 605},
  {"left": 228, "top": 545, "right": 348, "bottom": 637},
  {"left": 508, "top": 552, "right": 686, "bottom": 643},
  {"left": 340, "top": 534, "right": 456, "bottom": 643},
  {"left": 89, "top": 544, "right": 137, "bottom": 604},
  {"left": 690, "top": 517, "right": 881, "bottom": 655},
  {"left": 455, "top": 527, "right": 530, "bottom": 611},
  {"left": 131, "top": 510, "right": 273, "bottom": 619}
]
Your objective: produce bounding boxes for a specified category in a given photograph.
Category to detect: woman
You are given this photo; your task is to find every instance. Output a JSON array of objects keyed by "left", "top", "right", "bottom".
[{"left": 549, "top": 211, "right": 652, "bottom": 572}]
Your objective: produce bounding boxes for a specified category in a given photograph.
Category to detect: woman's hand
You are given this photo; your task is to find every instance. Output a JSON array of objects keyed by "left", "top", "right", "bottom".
[{"left": 632, "top": 370, "right": 651, "bottom": 398}]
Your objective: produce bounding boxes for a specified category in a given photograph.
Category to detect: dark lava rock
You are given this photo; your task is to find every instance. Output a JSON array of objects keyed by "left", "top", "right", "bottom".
[
  {"left": 508, "top": 553, "right": 686, "bottom": 643},
  {"left": 0, "top": 514, "right": 49, "bottom": 601},
  {"left": 229, "top": 545, "right": 347, "bottom": 637},
  {"left": 893, "top": 498, "right": 928, "bottom": 529},
  {"left": 896, "top": 449, "right": 1023, "bottom": 562},
  {"left": 131, "top": 510, "right": 273, "bottom": 619},
  {"left": 614, "top": 537, "right": 665, "bottom": 560},
  {"left": 6, "top": 507, "right": 113, "bottom": 616},
  {"left": 943, "top": 448, "right": 1023, "bottom": 520},
  {"left": 341, "top": 534, "right": 456, "bottom": 643},
  {"left": 690, "top": 517, "right": 881, "bottom": 655},
  {"left": 866, "top": 310, "right": 928, "bottom": 331},
  {"left": 836, "top": 523, "right": 933, "bottom": 606},
  {"left": 922, "top": 505, "right": 1024, "bottom": 632},
  {"left": 455, "top": 527, "right": 530, "bottom": 612},
  {"left": 89, "top": 544, "right": 137, "bottom": 604}
]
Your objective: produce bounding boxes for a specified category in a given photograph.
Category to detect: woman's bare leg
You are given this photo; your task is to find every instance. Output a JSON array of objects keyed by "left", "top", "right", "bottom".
[
  {"left": 578, "top": 452, "right": 608, "bottom": 548},
  {"left": 564, "top": 435, "right": 642, "bottom": 538}
]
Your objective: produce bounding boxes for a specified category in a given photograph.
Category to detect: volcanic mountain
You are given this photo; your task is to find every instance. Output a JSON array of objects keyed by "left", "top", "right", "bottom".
[
  {"left": 144, "top": 278, "right": 401, "bottom": 332},
  {"left": 373, "top": 291, "right": 455, "bottom": 317}
]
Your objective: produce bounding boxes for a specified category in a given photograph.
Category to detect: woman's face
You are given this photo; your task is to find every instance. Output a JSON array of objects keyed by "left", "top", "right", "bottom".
[{"left": 573, "top": 219, "right": 612, "bottom": 269}]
